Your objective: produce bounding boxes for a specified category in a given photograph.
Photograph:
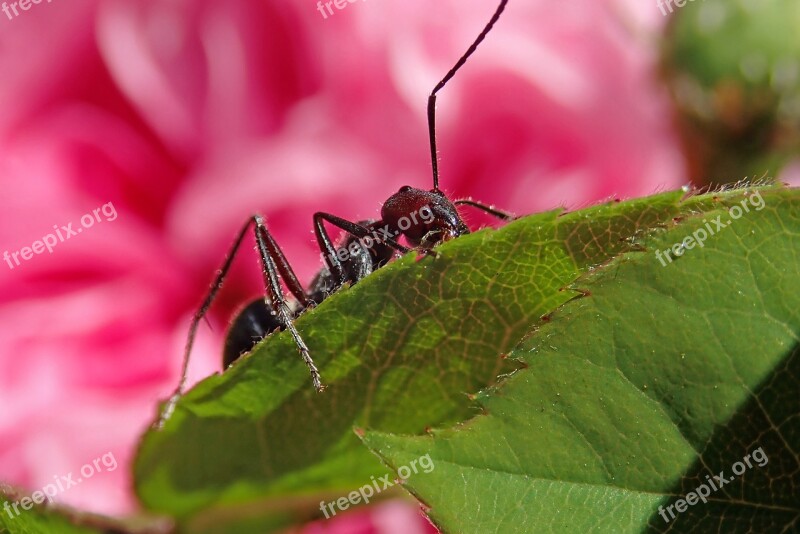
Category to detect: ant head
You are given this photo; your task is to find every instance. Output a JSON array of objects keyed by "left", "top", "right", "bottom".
[{"left": 381, "top": 186, "right": 469, "bottom": 248}]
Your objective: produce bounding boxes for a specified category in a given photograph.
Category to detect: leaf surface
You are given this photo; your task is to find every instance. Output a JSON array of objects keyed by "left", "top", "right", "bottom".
[
  {"left": 134, "top": 185, "right": 795, "bottom": 532},
  {"left": 362, "top": 186, "right": 800, "bottom": 533}
]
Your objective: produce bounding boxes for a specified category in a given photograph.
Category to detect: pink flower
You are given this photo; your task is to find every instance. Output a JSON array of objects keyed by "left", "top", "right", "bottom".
[{"left": 0, "top": 0, "right": 684, "bottom": 523}]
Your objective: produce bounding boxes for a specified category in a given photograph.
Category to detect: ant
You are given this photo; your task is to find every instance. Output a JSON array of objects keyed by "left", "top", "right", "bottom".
[{"left": 158, "top": 0, "right": 515, "bottom": 425}]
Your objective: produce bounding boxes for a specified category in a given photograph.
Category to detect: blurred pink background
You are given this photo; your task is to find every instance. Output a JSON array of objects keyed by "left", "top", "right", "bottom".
[{"left": 0, "top": 0, "right": 684, "bottom": 529}]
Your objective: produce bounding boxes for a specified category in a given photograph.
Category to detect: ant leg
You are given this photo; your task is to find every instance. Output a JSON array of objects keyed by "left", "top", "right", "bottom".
[
  {"left": 428, "top": 0, "right": 509, "bottom": 191},
  {"left": 454, "top": 199, "right": 516, "bottom": 221},
  {"left": 156, "top": 216, "right": 318, "bottom": 428},
  {"left": 313, "top": 212, "right": 410, "bottom": 283},
  {"left": 256, "top": 220, "right": 312, "bottom": 309},
  {"left": 157, "top": 220, "right": 252, "bottom": 427},
  {"left": 253, "top": 216, "right": 323, "bottom": 393}
]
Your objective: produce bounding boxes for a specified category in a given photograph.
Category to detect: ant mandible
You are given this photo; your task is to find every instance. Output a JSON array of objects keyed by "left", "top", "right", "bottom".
[{"left": 159, "top": 0, "right": 514, "bottom": 424}]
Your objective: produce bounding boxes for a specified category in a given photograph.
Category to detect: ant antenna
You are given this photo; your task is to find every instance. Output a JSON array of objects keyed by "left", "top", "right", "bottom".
[{"left": 428, "top": 0, "right": 509, "bottom": 192}]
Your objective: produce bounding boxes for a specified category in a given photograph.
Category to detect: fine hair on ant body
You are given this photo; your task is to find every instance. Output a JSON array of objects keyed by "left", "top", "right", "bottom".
[{"left": 158, "top": 0, "right": 515, "bottom": 424}]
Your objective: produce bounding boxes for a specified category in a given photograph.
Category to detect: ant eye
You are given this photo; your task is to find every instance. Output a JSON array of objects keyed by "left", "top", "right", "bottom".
[{"left": 399, "top": 186, "right": 412, "bottom": 193}]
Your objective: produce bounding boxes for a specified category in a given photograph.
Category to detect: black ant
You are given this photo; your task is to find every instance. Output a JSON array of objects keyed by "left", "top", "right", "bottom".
[{"left": 158, "top": 0, "right": 515, "bottom": 424}]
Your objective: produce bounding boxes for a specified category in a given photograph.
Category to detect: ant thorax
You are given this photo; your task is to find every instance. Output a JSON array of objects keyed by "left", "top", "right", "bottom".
[{"left": 310, "top": 220, "right": 394, "bottom": 304}]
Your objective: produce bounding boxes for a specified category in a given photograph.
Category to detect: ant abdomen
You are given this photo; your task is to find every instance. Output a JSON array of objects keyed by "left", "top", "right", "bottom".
[{"left": 223, "top": 299, "right": 283, "bottom": 368}]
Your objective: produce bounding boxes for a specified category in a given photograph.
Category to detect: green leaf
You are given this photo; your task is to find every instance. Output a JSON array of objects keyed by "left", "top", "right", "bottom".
[
  {"left": 133, "top": 184, "right": 794, "bottom": 532},
  {"left": 362, "top": 186, "right": 799, "bottom": 533},
  {"left": 136, "top": 189, "right": 694, "bottom": 523},
  {"left": 0, "top": 488, "right": 165, "bottom": 534},
  {"left": 0, "top": 505, "right": 95, "bottom": 534}
]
